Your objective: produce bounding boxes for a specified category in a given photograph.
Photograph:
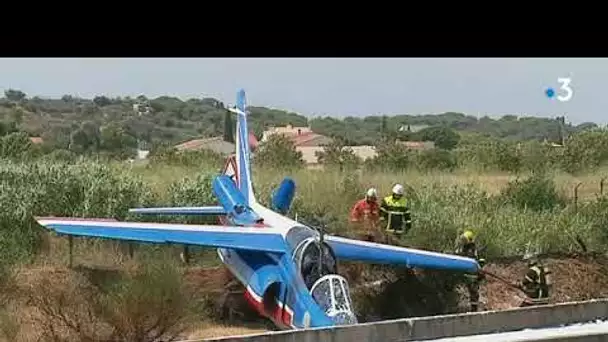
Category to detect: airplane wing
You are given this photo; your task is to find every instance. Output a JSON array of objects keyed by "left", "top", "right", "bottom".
[
  {"left": 324, "top": 235, "right": 479, "bottom": 273},
  {"left": 128, "top": 206, "right": 227, "bottom": 216},
  {"left": 35, "top": 217, "right": 287, "bottom": 254}
]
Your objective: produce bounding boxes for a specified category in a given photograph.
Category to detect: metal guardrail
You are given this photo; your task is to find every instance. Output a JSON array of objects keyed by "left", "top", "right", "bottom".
[{"left": 184, "top": 298, "right": 608, "bottom": 342}]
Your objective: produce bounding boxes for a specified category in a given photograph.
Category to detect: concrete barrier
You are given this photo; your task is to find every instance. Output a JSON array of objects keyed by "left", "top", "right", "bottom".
[{"left": 199, "top": 298, "right": 608, "bottom": 342}]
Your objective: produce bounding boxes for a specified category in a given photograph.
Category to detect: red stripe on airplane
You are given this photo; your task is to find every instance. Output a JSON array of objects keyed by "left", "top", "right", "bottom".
[{"left": 243, "top": 287, "right": 294, "bottom": 329}]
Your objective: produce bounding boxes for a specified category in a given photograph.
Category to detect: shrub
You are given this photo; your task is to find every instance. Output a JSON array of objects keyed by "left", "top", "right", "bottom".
[
  {"left": 415, "top": 149, "right": 457, "bottom": 172},
  {"left": 148, "top": 146, "right": 223, "bottom": 169},
  {"left": 499, "top": 173, "right": 566, "bottom": 212},
  {"left": 0, "top": 160, "right": 153, "bottom": 266},
  {"left": 13, "top": 260, "right": 195, "bottom": 342},
  {"left": 253, "top": 134, "right": 304, "bottom": 170}
]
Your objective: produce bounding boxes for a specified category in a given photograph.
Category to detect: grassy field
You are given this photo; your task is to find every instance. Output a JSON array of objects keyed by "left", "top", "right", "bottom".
[
  {"left": 131, "top": 161, "right": 608, "bottom": 256},
  {"left": 1, "top": 158, "right": 608, "bottom": 341}
]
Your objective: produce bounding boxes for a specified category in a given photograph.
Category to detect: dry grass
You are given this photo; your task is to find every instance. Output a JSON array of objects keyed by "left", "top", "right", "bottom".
[{"left": 126, "top": 162, "right": 608, "bottom": 204}]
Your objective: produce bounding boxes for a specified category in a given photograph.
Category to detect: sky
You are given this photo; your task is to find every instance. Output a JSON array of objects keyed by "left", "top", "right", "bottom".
[{"left": 0, "top": 58, "right": 605, "bottom": 125}]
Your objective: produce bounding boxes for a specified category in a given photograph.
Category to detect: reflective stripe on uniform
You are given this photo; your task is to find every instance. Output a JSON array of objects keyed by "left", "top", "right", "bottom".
[
  {"left": 528, "top": 265, "right": 549, "bottom": 299},
  {"left": 382, "top": 195, "right": 408, "bottom": 232},
  {"left": 382, "top": 210, "right": 405, "bottom": 215}
]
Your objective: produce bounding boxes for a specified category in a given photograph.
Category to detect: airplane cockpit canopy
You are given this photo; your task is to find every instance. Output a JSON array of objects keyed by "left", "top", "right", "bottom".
[
  {"left": 285, "top": 226, "right": 357, "bottom": 325},
  {"left": 287, "top": 226, "right": 338, "bottom": 289},
  {"left": 311, "top": 274, "right": 358, "bottom": 326}
]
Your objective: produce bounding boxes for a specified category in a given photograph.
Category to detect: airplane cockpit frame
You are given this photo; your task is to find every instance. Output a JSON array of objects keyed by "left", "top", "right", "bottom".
[
  {"left": 286, "top": 225, "right": 357, "bottom": 325},
  {"left": 311, "top": 274, "right": 357, "bottom": 325}
]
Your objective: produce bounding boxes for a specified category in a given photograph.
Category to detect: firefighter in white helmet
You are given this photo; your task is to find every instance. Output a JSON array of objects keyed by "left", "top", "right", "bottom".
[
  {"left": 349, "top": 188, "right": 381, "bottom": 242},
  {"left": 380, "top": 184, "right": 412, "bottom": 240}
]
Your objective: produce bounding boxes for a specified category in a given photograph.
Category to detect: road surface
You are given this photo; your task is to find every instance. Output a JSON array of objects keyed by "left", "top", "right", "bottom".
[{"left": 423, "top": 320, "right": 608, "bottom": 342}]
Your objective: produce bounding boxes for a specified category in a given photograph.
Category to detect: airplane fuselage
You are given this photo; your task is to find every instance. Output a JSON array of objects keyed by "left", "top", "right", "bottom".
[{"left": 216, "top": 201, "right": 343, "bottom": 329}]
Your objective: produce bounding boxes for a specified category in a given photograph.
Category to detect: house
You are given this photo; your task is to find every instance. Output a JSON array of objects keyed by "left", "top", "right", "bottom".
[
  {"left": 29, "top": 137, "right": 43, "bottom": 144},
  {"left": 137, "top": 149, "right": 150, "bottom": 160},
  {"left": 297, "top": 145, "right": 377, "bottom": 169},
  {"left": 175, "top": 132, "right": 259, "bottom": 156},
  {"left": 262, "top": 124, "right": 333, "bottom": 147}
]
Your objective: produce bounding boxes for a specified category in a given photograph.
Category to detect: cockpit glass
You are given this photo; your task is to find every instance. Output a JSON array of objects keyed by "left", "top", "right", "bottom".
[
  {"left": 311, "top": 275, "right": 358, "bottom": 326},
  {"left": 341, "top": 278, "right": 352, "bottom": 302},
  {"left": 332, "top": 278, "right": 348, "bottom": 311},
  {"left": 311, "top": 278, "right": 332, "bottom": 313},
  {"left": 298, "top": 239, "right": 338, "bottom": 289}
]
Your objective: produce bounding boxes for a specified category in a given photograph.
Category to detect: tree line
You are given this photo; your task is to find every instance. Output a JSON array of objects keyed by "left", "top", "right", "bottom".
[{"left": 0, "top": 88, "right": 600, "bottom": 158}]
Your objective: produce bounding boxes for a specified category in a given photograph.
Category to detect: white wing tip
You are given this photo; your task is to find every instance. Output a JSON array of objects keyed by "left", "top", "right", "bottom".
[{"left": 228, "top": 106, "right": 247, "bottom": 116}]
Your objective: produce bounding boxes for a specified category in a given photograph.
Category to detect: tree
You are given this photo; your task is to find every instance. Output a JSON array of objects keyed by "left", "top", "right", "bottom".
[
  {"left": 0, "top": 121, "right": 18, "bottom": 137},
  {"left": 370, "top": 141, "right": 413, "bottom": 172},
  {"left": 4, "top": 89, "right": 26, "bottom": 102},
  {"left": 69, "top": 121, "right": 101, "bottom": 154},
  {"left": 253, "top": 134, "right": 304, "bottom": 170},
  {"left": 223, "top": 110, "right": 234, "bottom": 143},
  {"left": 10, "top": 108, "right": 23, "bottom": 125},
  {"left": 315, "top": 138, "right": 361, "bottom": 171},
  {"left": 99, "top": 122, "right": 138, "bottom": 158},
  {"left": 416, "top": 126, "right": 460, "bottom": 150},
  {"left": 93, "top": 95, "right": 112, "bottom": 107}
]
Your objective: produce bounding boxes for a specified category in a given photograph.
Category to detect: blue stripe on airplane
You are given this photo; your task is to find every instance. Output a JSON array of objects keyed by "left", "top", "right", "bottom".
[
  {"left": 326, "top": 240, "right": 479, "bottom": 273},
  {"left": 44, "top": 223, "right": 287, "bottom": 253}
]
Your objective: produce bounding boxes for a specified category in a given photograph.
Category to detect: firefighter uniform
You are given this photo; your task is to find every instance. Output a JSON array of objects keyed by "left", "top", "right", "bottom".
[
  {"left": 455, "top": 230, "right": 485, "bottom": 312},
  {"left": 520, "top": 259, "right": 551, "bottom": 307},
  {"left": 350, "top": 188, "right": 381, "bottom": 242},
  {"left": 380, "top": 184, "right": 412, "bottom": 237}
]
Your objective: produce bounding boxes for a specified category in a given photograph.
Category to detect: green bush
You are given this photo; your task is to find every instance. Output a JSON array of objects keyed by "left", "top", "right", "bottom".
[
  {"left": 499, "top": 174, "right": 566, "bottom": 212},
  {"left": 415, "top": 149, "right": 457, "bottom": 171},
  {"left": 0, "top": 160, "right": 153, "bottom": 266}
]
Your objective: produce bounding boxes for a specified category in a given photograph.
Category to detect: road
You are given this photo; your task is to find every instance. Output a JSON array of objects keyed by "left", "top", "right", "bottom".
[{"left": 423, "top": 320, "right": 608, "bottom": 342}]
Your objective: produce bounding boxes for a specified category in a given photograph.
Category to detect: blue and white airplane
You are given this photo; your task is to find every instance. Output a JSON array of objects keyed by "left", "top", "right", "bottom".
[{"left": 35, "top": 89, "right": 480, "bottom": 330}]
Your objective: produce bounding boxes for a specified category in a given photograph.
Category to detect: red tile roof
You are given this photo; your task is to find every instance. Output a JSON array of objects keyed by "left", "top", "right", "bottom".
[
  {"left": 281, "top": 132, "right": 330, "bottom": 146},
  {"left": 176, "top": 132, "right": 259, "bottom": 151}
]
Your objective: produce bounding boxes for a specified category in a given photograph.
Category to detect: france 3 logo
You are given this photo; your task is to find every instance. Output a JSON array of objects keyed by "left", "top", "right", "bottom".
[{"left": 545, "top": 77, "right": 573, "bottom": 102}]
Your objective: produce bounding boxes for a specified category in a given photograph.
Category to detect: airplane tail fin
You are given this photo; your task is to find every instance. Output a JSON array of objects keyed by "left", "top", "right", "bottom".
[{"left": 225, "top": 89, "right": 256, "bottom": 205}]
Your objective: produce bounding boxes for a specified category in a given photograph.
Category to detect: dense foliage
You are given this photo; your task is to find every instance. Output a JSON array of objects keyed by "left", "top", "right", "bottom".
[{"left": 0, "top": 89, "right": 599, "bottom": 155}]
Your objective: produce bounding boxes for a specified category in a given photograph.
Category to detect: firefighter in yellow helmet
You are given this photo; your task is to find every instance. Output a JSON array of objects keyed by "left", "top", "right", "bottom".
[
  {"left": 379, "top": 184, "right": 412, "bottom": 241},
  {"left": 455, "top": 229, "right": 486, "bottom": 312},
  {"left": 517, "top": 254, "right": 552, "bottom": 307}
]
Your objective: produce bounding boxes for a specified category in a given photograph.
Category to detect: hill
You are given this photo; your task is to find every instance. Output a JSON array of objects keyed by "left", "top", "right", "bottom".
[{"left": 0, "top": 89, "right": 599, "bottom": 152}]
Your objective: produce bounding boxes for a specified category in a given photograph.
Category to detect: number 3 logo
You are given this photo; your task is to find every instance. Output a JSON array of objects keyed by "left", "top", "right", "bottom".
[{"left": 557, "top": 77, "right": 573, "bottom": 102}]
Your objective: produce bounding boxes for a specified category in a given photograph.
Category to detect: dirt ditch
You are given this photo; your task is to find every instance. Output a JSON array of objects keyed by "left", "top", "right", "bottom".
[
  {"left": 183, "top": 253, "right": 608, "bottom": 337},
  {"left": 8, "top": 253, "right": 608, "bottom": 341}
]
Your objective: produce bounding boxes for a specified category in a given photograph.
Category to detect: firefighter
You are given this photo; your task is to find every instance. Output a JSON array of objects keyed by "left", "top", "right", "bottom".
[
  {"left": 518, "top": 255, "right": 551, "bottom": 307},
  {"left": 454, "top": 229, "right": 486, "bottom": 312},
  {"left": 379, "top": 184, "right": 412, "bottom": 239},
  {"left": 349, "top": 188, "right": 381, "bottom": 242}
]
